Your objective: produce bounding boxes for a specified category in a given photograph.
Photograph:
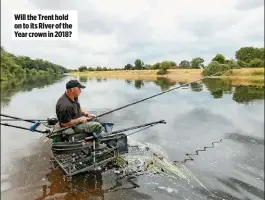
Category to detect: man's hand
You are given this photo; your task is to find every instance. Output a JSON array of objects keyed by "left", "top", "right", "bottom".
[
  {"left": 81, "top": 108, "right": 96, "bottom": 118},
  {"left": 78, "top": 116, "right": 89, "bottom": 123},
  {"left": 86, "top": 113, "right": 96, "bottom": 118}
]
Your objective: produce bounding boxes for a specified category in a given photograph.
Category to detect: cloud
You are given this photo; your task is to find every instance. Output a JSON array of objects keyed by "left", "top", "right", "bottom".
[
  {"left": 234, "top": 0, "right": 264, "bottom": 10},
  {"left": 1, "top": 0, "right": 264, "bottom": 69}
]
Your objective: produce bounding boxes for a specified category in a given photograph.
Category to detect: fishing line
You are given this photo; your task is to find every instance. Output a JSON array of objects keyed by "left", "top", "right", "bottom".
[
  {"left": 107, "top": 134, "right": 236, "bottom": 194},
  {"left": 173, "top": 134, "right": 235, "bottom": 164}
]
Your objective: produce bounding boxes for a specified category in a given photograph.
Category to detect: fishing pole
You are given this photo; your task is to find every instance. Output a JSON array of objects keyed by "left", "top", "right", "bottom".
[
  {"left": 47, "top": 120, "right": 166, "bottom": 138},
  {"left": 0, "top": 118, "right": 48, "bottom": 122},
  {"left": 52, "top": 74, "right": 212, "bottom": 134},
  {"left": 0, "top": 122, "right": 49, "bottom": 134},
  {"left": 0, "top": 114, "right": 40, "bottom": 123},
  {"left": 0, "top": 114, "right": 56, "bottom": 131}
]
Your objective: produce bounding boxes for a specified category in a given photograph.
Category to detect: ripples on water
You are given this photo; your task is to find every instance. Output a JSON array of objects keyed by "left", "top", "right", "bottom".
[{"left": 1, "top": 75, "right": 264, "bottom": 200}]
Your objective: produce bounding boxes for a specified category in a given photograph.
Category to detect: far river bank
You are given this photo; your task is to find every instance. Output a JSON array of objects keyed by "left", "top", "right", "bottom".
[{"left": 70, "top": 68, "right": 264, "bottom": 86}]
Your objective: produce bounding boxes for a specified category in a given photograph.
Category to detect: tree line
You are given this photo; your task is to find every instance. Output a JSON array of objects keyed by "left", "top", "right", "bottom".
[
  {"left": 1, "top": 45, "right": 263, "bottom": 81},
  {"left": 202, "top": 46, "right": 264, "bottom": 76},
  {"left": 74, "top": 46, "right": 264, "bottom": 75},
  {"left": 1, "top": 46, "right": 68, "bottom": 81}
]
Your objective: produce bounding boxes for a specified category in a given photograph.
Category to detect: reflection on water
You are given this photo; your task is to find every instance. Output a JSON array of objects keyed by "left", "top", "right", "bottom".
[
  {"left": 36, "top": 170, "right": 105, "bottom": 200},
  {"left": 125, "top": 80, "right": 132, "bottom": 85},
  {"left": 1, "top": 75, "right": 264, "bottom": 200},
  {"left": 202, "top": 78, "right": 265, "bottom": 103},
  {"left": 79, "top": 76, "right": 88, "bottom": 83},
  {"left": 128, "top": 77, "right": 264, "bottom": 104},
  {"left": 1, "top": 76, "right": 263, "bottom": 108},
  {"left": 153, "top": 77, "right": 176, "bottom": 91},
  {"left": 134, "top": 80, "right": 144, "bottom": 89},
  {"left": 233, "top": 85, "right": 265, "bottom": 103},
  {"left": 203, "top": 78, "right": 233, "bottom": 98},
  {"left": 190, "top": 82, "right": 203, "bottom": 92},
  {"left": 1, "top": 74, "right": 65, "bottom": 108}
]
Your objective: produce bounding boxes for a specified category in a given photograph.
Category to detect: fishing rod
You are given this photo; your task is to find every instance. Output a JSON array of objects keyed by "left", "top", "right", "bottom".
[
  {"left": 110, "top": 120, "right": 166, "bottom": 135},
  {"left": 0, "top": 114, "right": 57, "bottom": 132},
  {"left": 0, "top": 122, "right": 49, "bottom": 134},
  {"left": 52, "top": 74, "right": 212, "bottom": 134},
  {"left": 0, "top": 114, "right": 53, "bottom": 122},
  {"left": 0, "top": 114, "right": 40, "bottom": 123},
  {"left": 0, "top": 118, "right": 48, "bottom": 122},
  {"left": 47, "top": 120, "right": 166, "bottom": 139}
]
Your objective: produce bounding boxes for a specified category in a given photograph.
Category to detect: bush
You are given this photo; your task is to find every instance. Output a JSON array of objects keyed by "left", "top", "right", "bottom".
[
  {"left": 227, "top": 59, "right": 241, "bottom": 69},
  {"left": 251, "top": 71, "right": 264, "bottom": 76},
  {"left": 249, "top": 59, "right": 264, "bottom": 68},
  {"left": 202, "top": 61, "right": 231, "bottom": 76},
  {"left": 237, "top": 60, "right": 248, "bottom": 68},
  {"left": 157, "top": 68, "right": 168, "bottom": 75},
  {"left": 212, "top": 54, "right": 225, "bottom": 64}
]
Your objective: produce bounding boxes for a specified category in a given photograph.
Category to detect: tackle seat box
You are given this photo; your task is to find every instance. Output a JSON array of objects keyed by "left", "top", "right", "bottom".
[{"left": 100, "top": 134, "right": 128, "bottom": 155}]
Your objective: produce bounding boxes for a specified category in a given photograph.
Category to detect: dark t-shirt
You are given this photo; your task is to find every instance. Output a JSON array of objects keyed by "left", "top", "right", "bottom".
[{"left": 56, "top": 93, "right": 82, "bottom": 126}]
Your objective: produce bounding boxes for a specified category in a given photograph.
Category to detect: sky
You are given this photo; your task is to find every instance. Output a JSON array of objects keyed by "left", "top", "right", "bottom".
[{"left": 1, "top": 0, "right": 264, "bottom": 69}]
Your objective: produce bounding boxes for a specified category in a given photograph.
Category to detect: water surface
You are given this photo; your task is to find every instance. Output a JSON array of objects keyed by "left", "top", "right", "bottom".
[{"left": 1, "top": 75, "right": 264, "bottom": 200}]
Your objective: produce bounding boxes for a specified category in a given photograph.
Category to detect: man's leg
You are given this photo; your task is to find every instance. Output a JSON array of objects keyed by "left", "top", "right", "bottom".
[{"left": 74, "top": 121, "right": 105, "bottom": 134}]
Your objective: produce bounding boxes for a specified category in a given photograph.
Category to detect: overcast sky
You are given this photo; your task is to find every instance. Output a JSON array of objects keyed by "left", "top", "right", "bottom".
[{"left": 1, "top": 0, "right": 264, "bottom": 69}]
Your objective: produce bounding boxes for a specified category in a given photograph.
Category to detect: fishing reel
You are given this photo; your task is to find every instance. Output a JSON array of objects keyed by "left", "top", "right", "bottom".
[{"left": 47, "top": 117, "right": 58, "bottom": 125}]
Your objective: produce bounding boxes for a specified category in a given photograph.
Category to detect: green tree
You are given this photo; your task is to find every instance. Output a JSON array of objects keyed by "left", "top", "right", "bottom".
[
  {"left": 96, "top": 66, "right": 103, "bottom": 71},
  {"left": 78, "top": 66, "right": 87, "bottom": 72},
  {"left": 164, "top": 61, "right": 177, "bottom": 69},
  {"left": 249, "top": 59, "right": 264, "bottom": 68},
  {"left": 226, "top": 58, "right": 240, "bottom": 69},
  {"left": 179, "top": 60, "right": 190, "bottom": 68},
  {"left": 134, "top": 59, "right": 144, "bottom": 70},
  {"left": 237, "top": 60, "right": 248, "bottom": 68},
  {"left": 144, "top": 64, "right": 153, "bottom": 70},
  {"left": 124, "top": 64, "right": 133, "bottom": 70},
  {"left": 191, "top": 57, "right": 204, "bottom": 68},
  {"left": 212, "top": 54, "right": 225, "bottom": 64},
  {"left": 1, "top": 47, "right": 67, "bottom": 81},
  {"left": 235, "top": 46, "right": 264, "bottom": 63},
  {"left": 159, "top": 61, "right": 172, "bottom": 70},
  {"left": 152, "top": 63, "right": 160, "bottom": 69}
]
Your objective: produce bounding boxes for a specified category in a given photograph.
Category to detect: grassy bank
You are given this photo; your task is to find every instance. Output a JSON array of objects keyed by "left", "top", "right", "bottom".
[
  {"left": 71, "top": 68, "right": 263, "bottom": 76},
  {"left": 71, "top": 68, "right": 263, "bottom": 79},
  {"left": 70, "top": 68, "right": 264, "bottom": 86}
]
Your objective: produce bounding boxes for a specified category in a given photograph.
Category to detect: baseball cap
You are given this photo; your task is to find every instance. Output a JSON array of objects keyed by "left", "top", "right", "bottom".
[{"left": 66, "top": 80, "right": 86, "bottom": 89}]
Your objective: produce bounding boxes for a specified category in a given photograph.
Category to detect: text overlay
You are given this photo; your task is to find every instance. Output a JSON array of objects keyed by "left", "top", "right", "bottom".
[{"left": 12, "top": 10, "right": 78, "bottom": 40}]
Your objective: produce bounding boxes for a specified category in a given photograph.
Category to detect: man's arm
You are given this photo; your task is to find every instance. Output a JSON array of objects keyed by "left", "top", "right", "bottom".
[
  {"left": 80, "top": 107, "right": 89, "bottom": 115},
  {"left": 60, "top": 117, "right": 84, "bottom": 127},
  {"left": 80, "top": 107, "right": 96, "bottom": 117}
]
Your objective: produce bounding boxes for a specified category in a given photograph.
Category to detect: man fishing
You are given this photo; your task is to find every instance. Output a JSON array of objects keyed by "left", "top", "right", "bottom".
[{"left": 55, "top": 79, "right": 107, "bottom": 149}]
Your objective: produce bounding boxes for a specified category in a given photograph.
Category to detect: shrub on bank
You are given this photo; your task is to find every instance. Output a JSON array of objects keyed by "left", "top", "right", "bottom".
[
  {"left": 249, "top": 59, "right": 264, "bottom": 68},
  {"left": 202, "top": 61, "right": 231, "bottom": 76},
  {"left": 157, "top": 68, "right": 168, "bottom": 75},
  {"left": 237, "top": 60, "right": 248, "bottom": 68}
]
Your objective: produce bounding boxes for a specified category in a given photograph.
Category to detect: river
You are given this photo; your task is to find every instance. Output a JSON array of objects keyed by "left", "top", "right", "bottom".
[{"left": 1, "top": 74, "right": 264, "bottom": 200}]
